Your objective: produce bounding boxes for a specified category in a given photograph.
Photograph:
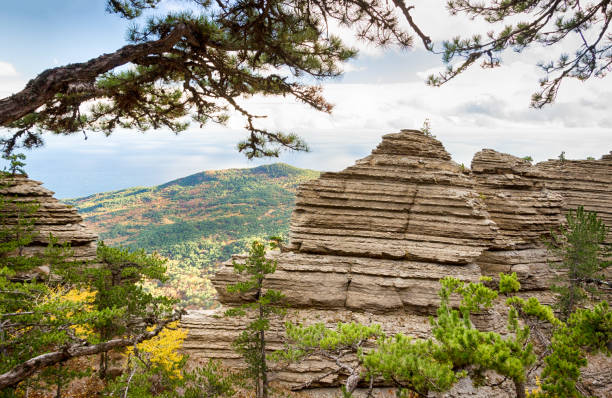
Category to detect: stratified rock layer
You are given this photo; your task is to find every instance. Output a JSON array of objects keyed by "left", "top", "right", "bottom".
[
  {"left": 182, "top": 131, "right": 611, "bottom": 396},
  {"left": 0, "top": 175, "right": 98, "bottom": 262},
  {"left": 214, "top": 130, "right": 497, "bottom": 317},
  {"left": 536, "top": 152, "right": 612, "bottom": 244},
  {"left": 471, "top": 149, "right": 565, "bottom": 291},
  {"left": 287, "top": 132, "right": 497, "bottom": 264}
]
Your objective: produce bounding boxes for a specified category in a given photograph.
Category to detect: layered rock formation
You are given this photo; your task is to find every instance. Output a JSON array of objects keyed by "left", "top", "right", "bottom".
[
  {"left": 0, "top": 174, "right": 98, "bottom": 263},
  {"left": 181, "top": 130, "right": 611, "bottom": 396},
  {"left": 471, "top": 150, "right": 565, "bottom": 291},
  {"left": 536, "top": 152, "right": 612, "bottom": 244},
  {"left": 214, "top": 131, "right": 498, "bottom": 314}
]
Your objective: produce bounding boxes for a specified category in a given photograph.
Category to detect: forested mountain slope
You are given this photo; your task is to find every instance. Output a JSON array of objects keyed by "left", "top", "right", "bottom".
[{"left": 65, "top": 163, "right": 319, "bottom": 308}]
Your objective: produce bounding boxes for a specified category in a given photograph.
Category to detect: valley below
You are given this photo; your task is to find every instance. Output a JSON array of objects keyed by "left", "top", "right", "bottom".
[{"left": 64, "top": 163, "right": 320, "bottom": 308}]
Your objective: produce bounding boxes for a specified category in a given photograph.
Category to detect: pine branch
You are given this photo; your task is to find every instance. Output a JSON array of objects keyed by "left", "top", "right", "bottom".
[{"left": 0, "top": 23, "right": 188, "bottom": 126}]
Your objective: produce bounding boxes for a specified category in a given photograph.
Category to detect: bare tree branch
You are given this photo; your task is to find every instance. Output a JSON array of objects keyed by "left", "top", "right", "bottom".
[
  {"left": 390, "top": 0, "right": 432, "bottom": 50},
  {"left": 0, "top": 311, "right": 182, "bottom": 391}
]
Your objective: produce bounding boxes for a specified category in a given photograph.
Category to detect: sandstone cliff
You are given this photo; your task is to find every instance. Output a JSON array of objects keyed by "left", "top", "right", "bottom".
[
  {"left": 536, "top": 152, "right": 612, "bottom": 244},
  {"left": 0, "top": 174, "right": 98, "bottom": 264},
  {"left": 182, "top": 130, "right": 612, "bottom": 395},
  {"left": 471, "top": 149, "right": 565, "bottom": 291}
]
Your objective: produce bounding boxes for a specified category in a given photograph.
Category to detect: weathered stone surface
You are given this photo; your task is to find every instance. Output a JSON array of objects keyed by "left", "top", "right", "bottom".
[
  {"left": 214, "top": 251, "right": 482, "bottom": 314},
  {"left": 471, "top": 149, "right": 565, "bottom": 290},
  {"left": 182, "top": 307, "right": 433, "bottom": 387},
  {"left": 181, "top": 130, "right": 612, "bottom": 396},
  {"left": 472, "top": 150, "right": 564, "bottom": 248},
  {"left": 287, "top": 131, "right": 497, "bottom": 264},
  {"left": 0, "top": 175, "right": 98, "bottom": 263},
  {"left": 536, "top": 152, "right": 612, "bottom": 244}
]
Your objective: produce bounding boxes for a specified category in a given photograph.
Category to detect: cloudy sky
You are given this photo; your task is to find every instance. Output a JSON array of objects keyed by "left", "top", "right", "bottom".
[{"left": 1, "top": 1, "right": 610, "bottom": 198}]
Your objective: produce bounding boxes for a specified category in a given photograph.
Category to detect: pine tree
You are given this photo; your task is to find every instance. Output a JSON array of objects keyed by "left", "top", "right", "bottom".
[
  {"left": 365, "top": 273, "right": 610, "bottom": 398},
  {"left": 0, "top": 162, "right": 182, "bottom": 393},
  {"left": 277, "top": 274, "right": 536, "bottom": 397},
  {"left": 363, "top": 274, "right": 535, "bottom": 398},
  {"left": 548, "top": 206, "right": 611, "bottom": 320},
  {"left": 1, "top": 154, "right": 26, "bottom": 176},
  {"left": 277, "top": 273, "right": 604, "bottom": 398},
  {"left": 275, "top": 322, "right": 384, "bottom": 395},
  {"left": 507, "top": 295, "right": 611, "bottom": 397},
  {"left": 427, "top": 0, "right": 612, "bottom": 108},
  {"left": 0, "top": 0, "right": 421, "bottom": 158},
  {"left": 224, "top": 240, "right": 284, "bottom": 398},
  {"left": 183, "top": 359, "right": 242, "bottom": 398},
  {"left": 2, "top": 1, "right": 605, "bottom": 152}
]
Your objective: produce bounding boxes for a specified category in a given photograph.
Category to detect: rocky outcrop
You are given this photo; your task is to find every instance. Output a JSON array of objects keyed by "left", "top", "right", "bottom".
[
  {"left": 471, "top": 150, "right": 565, "bottom": 291},
  {"left": 0, "top": 174, "right": 98, "bottom": 263},
  {"left": 213, "top": 130, "right": 499, "bottom": 317},
  {"left": 181, "top": 131, "right": 611, "bottom": 396},
  {"left": 535, "top": 152, "right": 612, "bottom": 244},
  {"left": 287, "top": 132, "right": 498, "bottom": 264},
  {"left": 470, "top": 149, "right": 612, "bottom": 292}
]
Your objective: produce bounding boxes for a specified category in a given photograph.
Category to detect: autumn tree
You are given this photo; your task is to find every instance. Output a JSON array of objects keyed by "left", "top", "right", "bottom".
[
  {"left": 104, "top": 321, "right": 188, "bottom": 397},
  {"left": 89, "top": 242, "right": 175, "bottom": 379}
]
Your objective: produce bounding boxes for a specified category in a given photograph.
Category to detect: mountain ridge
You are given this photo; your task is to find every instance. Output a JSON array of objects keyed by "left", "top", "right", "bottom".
[{"left": 64, "top": 162, "right": 320, "bottom": 308}]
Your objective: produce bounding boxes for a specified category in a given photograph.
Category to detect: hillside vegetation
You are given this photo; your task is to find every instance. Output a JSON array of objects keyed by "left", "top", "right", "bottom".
[{"left": 65, "top": 163, "right": 319, "bottom": 308}]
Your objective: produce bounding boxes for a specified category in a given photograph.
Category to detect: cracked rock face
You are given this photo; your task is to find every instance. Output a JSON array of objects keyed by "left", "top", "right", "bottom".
[
  {"left": 471, "top": 149, "right": 565, "bottom": 291},
  {"left": 180, "top": 131, "right": 611, "bottom": 396},
  {"left": 536, "top": 152, "right": 612, "bottom": 244},
  {"left": 0, "top": 175, "right": 98, "bottom": 264},
  {"left": 287, "top": 131, "right": 498, "bottom": 264}
]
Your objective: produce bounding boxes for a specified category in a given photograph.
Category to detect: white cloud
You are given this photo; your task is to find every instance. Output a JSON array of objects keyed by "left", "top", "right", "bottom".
[
  {"left": 416, "top": 65, "right": 446, "bottom": 80},
  {"left": 0, "top": 61, "right": 18, "bottom": 77},
  {"left": 205, "top": 47, "right": 611, "bottom": 170},
  {"left": 0, "top": 62, "right": 25, "bottom": 98},
  {"left": 325, "top": 20, "right": 386, "bottom": 57},
  {"left": 409, "top": 2, "right": 494, "bottom": 43},
  {"left": 341, "top": 63, "right": 366, "bottom": 73}
]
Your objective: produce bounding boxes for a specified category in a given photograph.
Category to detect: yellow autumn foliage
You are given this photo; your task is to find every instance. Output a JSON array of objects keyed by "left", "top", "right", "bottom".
[
  {"left": 58, "top": 288, "right": 96, "bottom": 306},
  {"left": 125, "top": 321, "right": 187, "bottom": 379},
  {"left": 47, "top": 288, "right": 96, "bottom": 338},
  {"left": 64, "top": 288, "right": 95, "bottom": 338},
  {"left": 526, "top": 377, "right": 547, "bottom": 397}
]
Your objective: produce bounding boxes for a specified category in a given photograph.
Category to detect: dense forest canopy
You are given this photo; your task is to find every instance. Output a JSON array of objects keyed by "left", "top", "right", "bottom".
[
  {"left": 1, "top": 0, "right": 610, "bottom": 157},
  {"left": 66, "top": 162, "right": 319, "bottom": 308}
]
